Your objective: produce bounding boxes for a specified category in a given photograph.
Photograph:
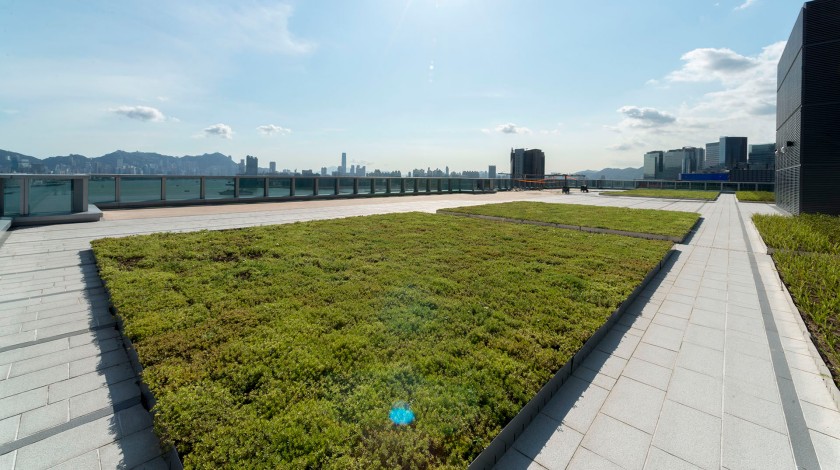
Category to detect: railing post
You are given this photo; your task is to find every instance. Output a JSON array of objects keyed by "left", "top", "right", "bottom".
[
  {"left": 334, "top": 178, "right": 339, "bottom": 195},
  {"left": 161, "top": 176, "right": 167, "bottom": 201},
  {"left": 264, "top": 177, "right": 270, "bottom": 197},
  {"left": 71, "top": 177, "right": 87, "bottom": 212},
  {"left": 353, "top": 178, "right": 359, "bottom": 195},
  {"left": 289, "top": 177, "right": 295, "bottom": 197},
  {"left": 313, "top": 178, "right": 319, "bottom": 196},
  {"left": 200, "top": 177, "right": 206, "bottom": 200},
  {"left": 234, "top": 177, "right": 240, "bottom": 198},
  {"left": 115, "top": 176, "right": 121, "bottom": 203}
]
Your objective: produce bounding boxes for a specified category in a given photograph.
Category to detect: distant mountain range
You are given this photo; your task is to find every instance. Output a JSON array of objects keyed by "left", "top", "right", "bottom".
[
  {"left": 576, "top": 167, "right": 644, "bottom": 180},
  {"left": 1, "top": 149, "right": 240, "bottom": 176}
]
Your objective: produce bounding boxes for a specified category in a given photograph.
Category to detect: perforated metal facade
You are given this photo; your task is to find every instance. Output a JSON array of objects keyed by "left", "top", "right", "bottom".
[{"left": 777, "top": 0, "right": 840, "bottom": 215}]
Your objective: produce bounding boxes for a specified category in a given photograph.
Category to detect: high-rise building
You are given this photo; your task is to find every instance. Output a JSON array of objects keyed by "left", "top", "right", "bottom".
[
  {"left": 643, "top": 151, "right": 663, "bottom": 179},
  {"left": 245, "top": 155, "right": 258, "bottom": 175},
  {"left": 269, "top": 162, "right": 276, "bottom": 174},
  {"left": 748, "top": 144, "right": 776, "bottom": 170},
  {"left": 510, "top": 148, "right": 545, "bottom": 179},
  {"left": 662, "top": 149, "right": 686, "bottom": 180},
  {"left": 489, "top": 165, "right": 497, "bottom": 179},
  {"left": 719, "top": 137, "right": 748, "bottom": 170},
  {"left": 777, "top": 0, "right": 840, "bottom": 215},
  {"left": 705, "top": 142, "right": 720, "bottom": 169},
  {"left": 340, "top": 152, "right": 347, "bottom": 176}
]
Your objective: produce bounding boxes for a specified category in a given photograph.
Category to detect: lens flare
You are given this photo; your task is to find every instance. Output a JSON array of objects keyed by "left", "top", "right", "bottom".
[{"left": 389, "top": 401, "right": 415, "bottom": 425}]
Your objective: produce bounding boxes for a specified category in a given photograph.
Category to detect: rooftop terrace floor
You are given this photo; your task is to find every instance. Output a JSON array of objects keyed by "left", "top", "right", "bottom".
[{"left": 0, "top": 191, "right": 838, "bottom": 469}]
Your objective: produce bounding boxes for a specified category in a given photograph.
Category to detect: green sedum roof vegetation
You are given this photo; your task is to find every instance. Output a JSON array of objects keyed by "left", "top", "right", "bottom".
[
  {"left": 736, "top": 191, "right": 775, "bottom": 202},
  {"left": 442, "top": 201, "right": 699, "bottom": 239},
  {"left": 600, "top": 189, "right": 720, "bottom": 200},
  {"left": 753, "top": 213, "right": 840, "bottom": 388},
  {"left": 93, "top": 212, "right": 672, "bottom": 469}
]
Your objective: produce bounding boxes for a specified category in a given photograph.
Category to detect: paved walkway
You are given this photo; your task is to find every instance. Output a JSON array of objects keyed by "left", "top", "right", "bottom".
[
  {"left": 0, "top": 191, "right": 837, "bottom": 469},
  {"left": 496, "top": 194, "right": 840, "bottom": 470}
]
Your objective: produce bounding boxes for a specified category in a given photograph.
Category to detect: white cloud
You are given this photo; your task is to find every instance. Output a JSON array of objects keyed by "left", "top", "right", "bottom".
[
  {"left": 203, "top": 123, "right": 234, "bottom": 139},
  {"left": 111, "top": 105, "right": 167, "bottom": 122},
  {"left": 734, "top": 0, "right": 758, "bottom": 11},
  {"left": 494, "top": 123, "right": 532, "bottom": 135},
  {"left": 480, "top": 128, "right": 492, "bottom": 135},
  {"left": 186, "top": 4, "right": 315, "bottom": 55},
  {"left": 607, "top": 41, "right": 784, "bottom": 153},
  {"left": 257, "top": 124, "right": 292, "bottom": 135},
  {"left": 617, "top": 106, "right": 676, "bottom": 128},
  {"left": 667, "top": 47, "right": 758, "bottom": 83},
  {"left": 539, "top": 123, "right": 565, "bottom": 135},
  {"left": 607, "top": 139, "right": 646, "bottom": 151}
]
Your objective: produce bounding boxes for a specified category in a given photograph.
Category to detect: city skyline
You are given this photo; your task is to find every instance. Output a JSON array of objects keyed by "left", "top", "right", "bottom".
[{"left": 0, "top": 1, "right": 804, "bottom": 173}]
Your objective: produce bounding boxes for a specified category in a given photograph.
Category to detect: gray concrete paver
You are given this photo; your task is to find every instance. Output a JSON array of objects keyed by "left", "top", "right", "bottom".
[
  {"left": 580, "top": 413, "right": 651, "bottom": 470},
  {"left": 721, "top": 414, "right": 794, "bottom": 470}
]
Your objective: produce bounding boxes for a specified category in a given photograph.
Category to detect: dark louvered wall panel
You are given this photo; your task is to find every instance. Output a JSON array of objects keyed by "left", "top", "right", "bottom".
[{"left": 804, "top": 0, "right": 840, "bottom": 44}]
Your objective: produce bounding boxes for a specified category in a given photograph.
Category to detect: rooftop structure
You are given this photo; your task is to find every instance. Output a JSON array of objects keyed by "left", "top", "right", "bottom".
[{"left": 776, "top": 0, "right": 840, "bottom": 215}]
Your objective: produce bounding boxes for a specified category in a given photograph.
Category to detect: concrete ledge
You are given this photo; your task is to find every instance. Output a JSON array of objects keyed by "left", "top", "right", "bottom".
[
  {"left": 469, "top": 249, "right": 676, "bottom": 469},
  {"left": 437, "top": 210, "right": 692, "bottom": 243},
  {"left": 11, "top": 205, "right": 103, "bottom": 227},
  {"left": 0, "top": 217, "right": 11, "bottom": 246}
]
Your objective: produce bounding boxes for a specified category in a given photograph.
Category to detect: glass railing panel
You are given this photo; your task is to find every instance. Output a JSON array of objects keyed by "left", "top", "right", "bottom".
[
  {"left": 318, "top": 178, "right": 336, "bottom": 196},
  {"left": 358, "top": 178, "right": 373, "bottom": 194},
  {"left": 294, "top": 178, "right": 315, "bottom": 197},
  {"left": 374, "top": 178, "right": 388, "bottom": 194},
  {"left": 239, "top": 178, "right": 265, "bottom": 198},
  {"left": 338, "top": 178, "right": 355, "bottom": 195},
  {"left": 165, "top": 178, "right": 201, "bottom": 201},
  {"left": 415, "top": 178, "right": 426, "bottom": 193},
  {"left": 205, "top": 178, "right": 236, "bottom": 199},
  {"left": 723, "top": 182, "right": 739, "bottom": 192},
  {"left": 268, "top": 178, "right": 291, "bottom": 197},
  {"left": 89, "top": 176, "right": 116, "bottom": 204},
  {"left": 120, "top": 177, "right": 162, "bottom": 203},
  {"left": 28, "top": 178, "right": 72, "bottom": 216},
  {"left": 391, "top": 178, "right": 404, "bottom": 193},
  {"left": 2, "top": 179, "right": 21, "bottom": 216},
  {"left": 442, "top": 179, "right": 451, "bottom": 191}
]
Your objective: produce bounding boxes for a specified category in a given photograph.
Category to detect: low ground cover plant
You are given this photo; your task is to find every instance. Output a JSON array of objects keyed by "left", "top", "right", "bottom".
[
  {"left": 736, "top": 191, "right": 775, "bottom": 202},
  {"left": 753, "top": 214, "right": 840, "bottom": 254},
  {"left": 442, "top": 201, "right": 699, "bottom": 239},
  {"left": 753, "top": 213, "right": 840, "bottom": 387},
  {"left": 600, "top": 189, "right": 720, "bottom": 200},
  {"left": 93, "top": 212, "right": 672, "bottom": 469}
]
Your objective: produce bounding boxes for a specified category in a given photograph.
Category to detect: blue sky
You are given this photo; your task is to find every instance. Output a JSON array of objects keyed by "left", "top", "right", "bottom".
[{"left": 0, "top": 0, "right": 804, "bottom": 173}]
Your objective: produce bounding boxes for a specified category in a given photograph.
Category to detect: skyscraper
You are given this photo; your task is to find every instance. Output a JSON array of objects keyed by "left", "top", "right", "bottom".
[
  {"left": 510, "top": 148, "right": 545, "bottom": 179},
  {"left": 661, "top": 149, "right": 685, "bottom": 180},
  {"left": 705, "top": 142, "right": 720, "bottom": 169},
  {"left": 777, "top": 0, "right": 840, "bottom": 215},
  {"left": 720, "top": 137, "right": 748, "bottom": 170},
  {"left": 245, "top": 155, "right": 258, "bottom": 175},
  {"left": 489, "top": 165, "right": 496, "bottom": 179},
  {"left": 340, "top": 152, "right": 347, "bottom": 176},
  {"left": 748, "top": 144, "right": 776, "bottom": 170},
  {"left": 643, "top": 151, "right": 663, "bottom": 179}
]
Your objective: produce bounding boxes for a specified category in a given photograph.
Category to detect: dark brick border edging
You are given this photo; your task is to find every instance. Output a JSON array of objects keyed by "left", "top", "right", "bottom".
[
  {"left": 468, "top": 248, "right": 676, "bottom": 469},
  {"left": 102, "top": 287, "right": 185, "bottom": 470}
]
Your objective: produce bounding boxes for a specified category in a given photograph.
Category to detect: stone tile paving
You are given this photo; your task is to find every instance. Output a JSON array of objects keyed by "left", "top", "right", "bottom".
[
  {"left": 1, "top": 190, "right": 838, "bottom": 469},
  {"left": 496, "top": 194, "right": 840, "bottom": 470}
]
